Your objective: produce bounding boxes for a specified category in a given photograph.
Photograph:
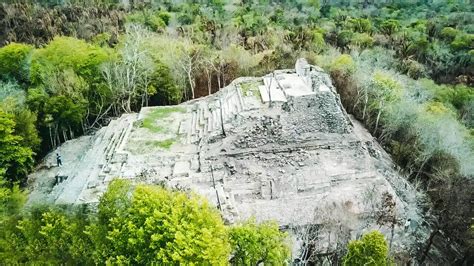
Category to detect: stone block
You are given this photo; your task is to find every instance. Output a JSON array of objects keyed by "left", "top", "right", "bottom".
[{"left": 173, "top": 161, "right": 190, "bottom": 177}]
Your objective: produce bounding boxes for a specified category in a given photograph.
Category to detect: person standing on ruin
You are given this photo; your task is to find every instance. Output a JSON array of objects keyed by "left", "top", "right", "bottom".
[{"left": 56, "top": 153, "right": 62, "bottom": 167}]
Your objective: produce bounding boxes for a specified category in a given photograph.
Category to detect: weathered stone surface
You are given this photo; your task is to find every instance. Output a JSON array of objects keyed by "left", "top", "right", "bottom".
[{"left": 27, "top": 59, "right": 440, "bottom": 262}]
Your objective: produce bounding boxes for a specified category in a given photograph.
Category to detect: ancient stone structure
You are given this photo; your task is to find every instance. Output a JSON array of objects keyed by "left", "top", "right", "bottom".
[{"left": 28, "top": 60, "right": 444, "bottom": 262}]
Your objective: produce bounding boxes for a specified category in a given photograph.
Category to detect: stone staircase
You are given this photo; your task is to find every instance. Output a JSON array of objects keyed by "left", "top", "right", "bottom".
[
  {"left": 185, "top": 84, "right": 245, "bottom": 144},
  {"left": 54, "top": 114, "right": 137, "bottom": 204}
]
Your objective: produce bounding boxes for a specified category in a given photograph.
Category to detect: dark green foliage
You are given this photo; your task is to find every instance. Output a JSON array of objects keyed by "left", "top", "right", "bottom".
[{"left": 150, "top": 62, "right": 183, "bottom": 105}]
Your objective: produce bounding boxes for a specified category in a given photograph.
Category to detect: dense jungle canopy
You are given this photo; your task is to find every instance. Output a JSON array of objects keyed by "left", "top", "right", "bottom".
[{"left": 0, "top": 0, "right": 472, "bottom": 264}]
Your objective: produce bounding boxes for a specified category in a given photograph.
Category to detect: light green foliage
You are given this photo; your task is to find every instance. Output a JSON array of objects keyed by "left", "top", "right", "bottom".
[
  {"left": 0, "top": 110, "right": 34, "bottom": 183},
  {"left": 0, "top": 43, "right": 33, "bottom": 82},
  {"left": 370, "top": 72, "right": 402, "bottom": 103},
  {"left": 351, "top": 33, "right": 375, "bottom": 50},
  {"left": 312, "top": 31, "right": 327, "bottom": 53},
  {"left": 422, "top": 79, "right": 474, "bottom": 117},
  {"left": 0, "top": 82, "right": 40, "bottom": 151},
  {"left": 93, "top": 180, "right": 230, "bottom": 264},
  {"left": 91, "top": 32, "right": 112, "bottom": 47},
  {"left": 380, "top": 19, "right": 401, "bottom": 36},
  {"left": 4, "top": 180, "right": 296, "bottom": 264},
  {"left": 425, "top": 101, "right": 454, "bottom": 116},
  {"left": 229, "top": 219, "right": 290, "bottom": 265},
  {"left": 348, "top": 18, "right": 372, "bottom": 33},
  {"left": 451, "top": 33, "right": 474, "bottom": 51},
  {"left": 343, "top": 231, "right": 389, "bottom": 266},
  {"left": 329, "top": 54, "right": 356, "bottom": 77},
  {"left": 127, "top": 10, "right": 170, "bottom": 31},
  {"left": 30, "top": 36, "right": 109, "bottom": 85},
  {"left": 2, "top": 206, "right": 94, "bottom": 265},
  {"left": 142, "top": 107, "right": 186, "bottom": 132},
  {"left": 440, "top": 27, "right": 459, "bottom": 41}
]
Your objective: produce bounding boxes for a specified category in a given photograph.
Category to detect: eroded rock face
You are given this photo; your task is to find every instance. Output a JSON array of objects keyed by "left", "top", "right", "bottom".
[{"left": 28, "top": 60, "right": 434, "bottom": 263}]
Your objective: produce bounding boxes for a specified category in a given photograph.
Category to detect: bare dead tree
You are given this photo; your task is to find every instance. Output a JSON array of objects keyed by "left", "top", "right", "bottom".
[
  {"left": 101, "top": 24, "right": 154, "bottom": 113},
  {"left": 173, "top": 38, "right": 204, "bottom": 100}
]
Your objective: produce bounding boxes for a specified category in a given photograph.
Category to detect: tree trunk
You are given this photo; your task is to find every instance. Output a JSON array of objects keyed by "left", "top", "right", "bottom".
[
  {"left": 362, "top": 90, "right": 368, "bottom": 119},
  {"left": 62, "top": 130, "right": 68, "bottom": 143},
  {"left": 219, "top": 98, "right": 226, "bottom": 137},
  {"left": 49, "top": 125, "right": 54, "bottom": 150},
  {"left": 187, "top": 70, "right": 195, "bottom": 99},
  {"left": 389, "top": 223, "right": 395, "bottom": 252}
]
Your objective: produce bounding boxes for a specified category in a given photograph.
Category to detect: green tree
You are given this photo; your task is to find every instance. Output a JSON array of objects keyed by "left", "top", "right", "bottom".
[
  {"left": 380, "top": 19, "right": 401, "bottom": 36},
  {"left": 0, "top": 170, "right": 26, "bottom": 219},
  {"left": 90, "top": 180, "right": 230, "bottom": 264},
  {"left": 0, "top": 81, "right": 40, "bottom": 151},
  {"left": 29, "top": 36, "right": 109, "bottom": 86},
  {"left": 0, "top": 109, "right": 34, "bottom": 184},
  {"left": 0, "top": 43, "right": 33, "bottom": 83},
  {"left": 229, "top": 219, "right": 290, "bottom": 265},
  {"left": 1, "top": 206, "right": 94, "bottom": 265},
  {"left": 343, "top": 231, "right": 389, "bottom": 266}
]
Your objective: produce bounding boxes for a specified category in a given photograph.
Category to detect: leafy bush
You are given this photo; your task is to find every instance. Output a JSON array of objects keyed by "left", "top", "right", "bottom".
[
  {"left": 0, "top": 180, "right": 292, "bottom": 264},
  {"left": 351, "top": 33, "right": 375, "bottom": 50},
  {"left": 440, "top": 27, "right": 459, "bottom": 41},
  {"left": 229, "top": 219, "right": 290, "bottom": 265},
  {"left": 329, "top": 54, "right": 356, "bottom": 77},
  {"left": 451, "top": 33, "right": 474, "bottom": 51},
  {"left": 29, "top": 36, "right": 110, "bottom": 86},
  {"left": 342, "top": 231, "right": 389, "bottom": 266},
  {"left": 0, "top": 43, "right": 33, "bottom": 83},
  {"left": 91, "top": 180, "right": 230, "bottom": 264}
]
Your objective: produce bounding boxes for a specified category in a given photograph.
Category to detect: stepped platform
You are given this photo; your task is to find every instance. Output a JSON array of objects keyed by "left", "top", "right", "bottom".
[{"left": 27, "top": 59, "right": 431, "bottom": 262}]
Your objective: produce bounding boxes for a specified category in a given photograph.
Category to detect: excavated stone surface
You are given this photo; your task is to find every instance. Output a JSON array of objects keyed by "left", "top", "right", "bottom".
[{"left": 27, "top": 60, "right": 448, "bottom": 262}]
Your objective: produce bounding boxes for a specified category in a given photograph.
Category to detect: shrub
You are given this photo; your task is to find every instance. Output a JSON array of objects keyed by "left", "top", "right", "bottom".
[
  {"left": 351, "top": 33, "right": 375, "bottom": 50},
  {"left": 229, "top": 219, "right": 290, "bottom": 265},
  {"left": 329, "top": 54, "right": 356, "bottom": 77},
  {"left": 0, "top": 43, "right": 33, "bottom": 83},
  {"left": 440, "top": 27, "right": 459, "bottom": 41},
  {"left": 91, "top": 180, "right": 231, "bottom": 264},
  {"left": 29, "top": 37, "right": 109, "bottom": 86},
  {"left": 343, "top": 231, "right": 389, "bottom": 266}
]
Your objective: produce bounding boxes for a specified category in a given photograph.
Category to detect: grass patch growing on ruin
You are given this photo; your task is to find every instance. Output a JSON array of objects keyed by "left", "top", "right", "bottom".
[
  {"left": 145, "top": 139, "right": 175, "bottom": 149},
  {"left": 240, "top": 81, "right": 262, "bottom": 98},
  {"left": 142, "top": 107, "right": 186, "bottom": 133}
]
